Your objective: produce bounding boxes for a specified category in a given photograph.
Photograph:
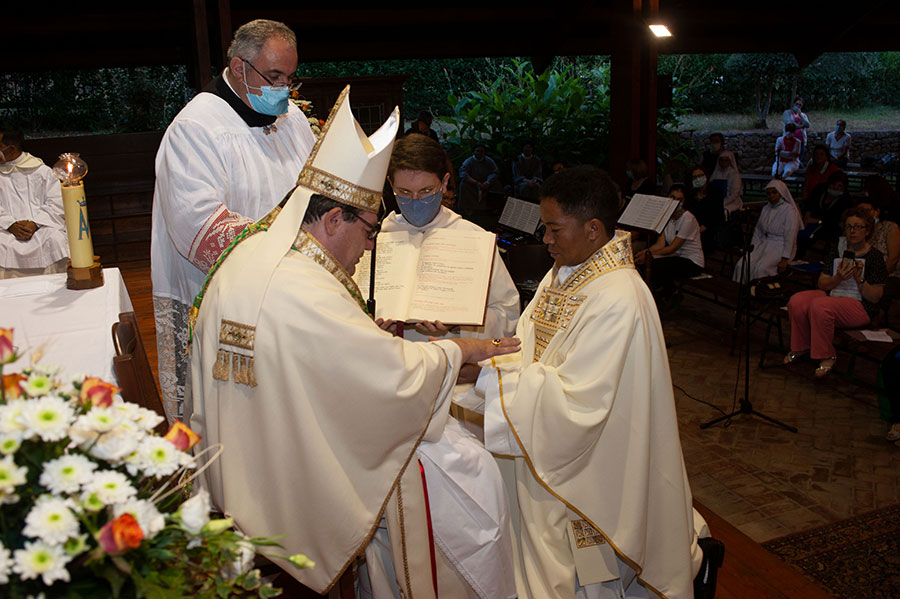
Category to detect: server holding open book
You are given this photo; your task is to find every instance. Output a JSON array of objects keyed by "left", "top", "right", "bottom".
[{"left": 356, "top": 134, "right": 520, "bottom": 343}]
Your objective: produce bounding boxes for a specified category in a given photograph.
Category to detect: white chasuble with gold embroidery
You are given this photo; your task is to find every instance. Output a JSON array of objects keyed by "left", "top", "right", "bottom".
[
  {"left": 190, "top": 234, "right": 463, "bottom": 595},
  {"left": 479, "top": 231, "right": 702, "bottom": 599}
]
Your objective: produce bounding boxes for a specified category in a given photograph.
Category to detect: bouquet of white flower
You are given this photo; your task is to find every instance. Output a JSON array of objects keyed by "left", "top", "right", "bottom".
[
  {"left": 289, "top": 91, "right": 323, "bottom": 138},
  {"left": 0, "top": 328, "right": 312, "bottom": 598}
]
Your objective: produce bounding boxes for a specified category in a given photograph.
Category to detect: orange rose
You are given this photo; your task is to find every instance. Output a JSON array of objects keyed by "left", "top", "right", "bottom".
[
  {"left": 79, "top": 377, "right": 120, "bottom": 408},
  {"left": 164, "top": 421, "right": 201, "bottom": 451},
  {"left": 0, "top": 328, "right": 14, "bottom": 364},
  {"left": 98, "top": 513, "right": 143, "bottom": 554},
  {"left": 2, "top": 373, "right": 26, "bottom": 400}
]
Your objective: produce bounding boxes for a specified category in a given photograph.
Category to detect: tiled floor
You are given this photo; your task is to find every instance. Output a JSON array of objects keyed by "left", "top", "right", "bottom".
[{"left": 664, "top": 298, "right": 900, "bottom": 542}]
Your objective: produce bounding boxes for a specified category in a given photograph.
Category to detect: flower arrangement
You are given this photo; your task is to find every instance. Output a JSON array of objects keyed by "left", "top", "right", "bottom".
[
  {"left": 0, "top": 328, "right": 311, "bottom": 598},
  {"left": 289, "top": 91, "right": 324, "bottom": 138}
]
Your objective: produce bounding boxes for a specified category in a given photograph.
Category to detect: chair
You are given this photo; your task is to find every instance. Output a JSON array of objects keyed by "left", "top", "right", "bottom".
[{"left": 112, "top": 311, "right": 167, "bottom": 432}]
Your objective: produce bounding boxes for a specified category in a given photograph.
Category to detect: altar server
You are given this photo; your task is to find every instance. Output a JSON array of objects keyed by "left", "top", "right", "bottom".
[
  {"left": 0, "top": 127, "right": 68, "bottom": 278},
  {"left": 151, "top": 19, "right": 316, "bottom": 422}
]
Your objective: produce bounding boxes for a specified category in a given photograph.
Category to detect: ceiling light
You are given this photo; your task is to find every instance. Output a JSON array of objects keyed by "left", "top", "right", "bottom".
[{"left": 649, "top": 24, "right": 672, "bottom": 37}]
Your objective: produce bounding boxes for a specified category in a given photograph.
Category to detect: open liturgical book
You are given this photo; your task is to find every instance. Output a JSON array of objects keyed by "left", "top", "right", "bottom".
[
  {"left": 617, "top": 193, "right": 680, "bottom": 233},
  {"left": 353, "top": 228, "right": 497, "bottom": 325}
]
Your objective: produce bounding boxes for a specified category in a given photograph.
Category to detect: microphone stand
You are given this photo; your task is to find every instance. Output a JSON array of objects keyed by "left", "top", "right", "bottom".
[{"left": 701, "top": 228, "right": 797, "bottom": 432}]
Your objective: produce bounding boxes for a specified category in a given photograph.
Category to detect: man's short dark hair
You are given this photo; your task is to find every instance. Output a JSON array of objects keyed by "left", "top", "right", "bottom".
[
  {"left": 416, "top": 110, "right": 433, "bottom": 125},
  {"left": 0, "top": 126, "right": 25, "bottom": 149},
  {"left": 784, "top": 123, "right": 797, "bottom": 133},
  {"left": 827, "top": 170, "right": 848, "bottom": 187},
  {"left": 709, "top": 132, "right": 724, "bottom": 144},
  {"left": 302, "top": 193, "right": 362, "bottom": 225},
  {"left": 539, "top": 165, "right": 620, "bottom": 236}
]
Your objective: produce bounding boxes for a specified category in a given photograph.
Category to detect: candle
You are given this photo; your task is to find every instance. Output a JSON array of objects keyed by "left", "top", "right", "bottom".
[{"left": 52, "top": 153, "right": 94, "bottom": 268}]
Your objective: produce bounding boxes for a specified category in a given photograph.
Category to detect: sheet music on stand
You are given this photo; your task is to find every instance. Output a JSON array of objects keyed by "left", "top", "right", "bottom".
[
  {"left": 617, "top": 194, "right": 679, "bottom": 233},
  {"left": 498, "top": 196, "right": 542, "bottom": 234}
]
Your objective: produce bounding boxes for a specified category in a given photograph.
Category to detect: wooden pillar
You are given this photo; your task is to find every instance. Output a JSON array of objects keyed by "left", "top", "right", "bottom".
[
  {"left": 188, "top": 0, "right": 231, "bottom": 91},
  {"left": 610, "top": 0, "right": 659, "bottom": 191},
  {"left": 189, "top": 0, "right": 213, "bottom": 91}
]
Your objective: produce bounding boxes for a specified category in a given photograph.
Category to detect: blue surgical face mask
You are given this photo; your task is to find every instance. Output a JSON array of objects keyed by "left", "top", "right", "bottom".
[
  {"left": 398, "top": 191, "right": 442, "bottom": 227},
  {"left": 692, "top": 175, "right": 707, "bottom": 189},
  {"left": 835, "top": 125, "right": 841, "bottom": 133},
  {"left": 243, "top": 80, "right": 290, "bottom": 116},
  {"left": 793, "top": 104, "right": 801, "bottom": 112}
]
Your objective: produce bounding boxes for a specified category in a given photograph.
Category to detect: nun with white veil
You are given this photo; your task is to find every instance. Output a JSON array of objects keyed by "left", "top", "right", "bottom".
[
  {"left": 733, "top": 179, "right": 803, "bottom": 282},
  {"left": 709, "top": 150, "right": 743, "bottom": 214}
]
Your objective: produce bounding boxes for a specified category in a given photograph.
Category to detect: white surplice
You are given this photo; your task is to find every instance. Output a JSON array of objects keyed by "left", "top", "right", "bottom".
[
  {"left": 372, "top": 207, "right": 519, "bottom": 599},
  {"left": 190, "top": 222, "right": 470, "bottom": 595},
  {"left": 476, "top": 231, "right": 702, "bottom": 599},
  {"left": 151, "top": 72, "right": 316, "bottom": 421},
  {"left": 0, "top": 153, "right": 68, "bottom": 270}
]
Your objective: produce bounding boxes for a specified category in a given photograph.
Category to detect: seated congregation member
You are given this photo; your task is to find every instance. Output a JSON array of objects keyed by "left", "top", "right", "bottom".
[
  {"left": 624, "top": 157, "right": 656, "bottom": 201},
  {"left": 733, "top": 180, "right": 802, "bottom": 283},
  {"left": 687, "top": 165, "right": 725, "bottom": 252},
  {"left": 511, "top": 140, "right": 543, "bottom": 200},
  {"left": 785, "top": 207, "right": 887, "bottom": 377},
  {"left": 803, "top": 170, "right": 852, "bottom": 250},
  {"left": 771, "top": 123, "right": 801, "bottom": 179},
  {"left": 825, "top": 119, "right": 851, "bottom": 168},
  {"left": 405, "top": 109, "right": 439, "bottom": 142},
  {"left": 459, "top": 166, "right": 710, "bottom": 599},
  {"left": 635, "top": 183, "right": 704, "bottom": 300},
  {"left": 701, "top": 132, "right": 725, "bottom": 177},
  {"left": 710, "top": 150, "right": 743, "bottom": 214},
  {"left": 803, "top": 144, "right": 840, "bottom": 201},
  {"left": 855, "top": 195, "right": 900, "bottom": 321},
  {"left": 189, "top": 88, "right": 520, "bottom": 597},
  {"left": 458, "top": 143, "right": 502, "bottom": 217},
  {"left": 0, "top": 126, "right": 69, "bottom": 278}
]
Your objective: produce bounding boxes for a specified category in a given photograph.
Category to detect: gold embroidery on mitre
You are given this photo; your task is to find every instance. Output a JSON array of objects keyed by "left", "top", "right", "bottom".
[
  {"left": 213, "top": 319, "right": 258, "bottom": 387},
  {"left": 530, "top": 231, "right": 634, "bottom": 362},
  {"left": 571, "top": 519, "right": 607, "bottom": 548},
  {"left": 293, "top": 86, "right": 382, "bottom": 213},
  {"left": 292, "top": 227, "right": 369, "bottom": 314},
  {"left": 296, "top": 165, "right": 382, "bottom": 212}
]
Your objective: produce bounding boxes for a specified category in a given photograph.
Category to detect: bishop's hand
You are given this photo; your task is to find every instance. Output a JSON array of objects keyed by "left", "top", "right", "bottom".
[{"left": 445, "top": 336, "right": 520, "bottom": 364}]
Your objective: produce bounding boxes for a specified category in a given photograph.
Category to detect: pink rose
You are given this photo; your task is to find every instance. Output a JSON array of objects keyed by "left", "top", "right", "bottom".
[
  {"left": 164, "top": 421, "right": 201, "bottom": 451},
  {"left": 0, "top": 328, "right": 14, "bottom": 364},
  {"left": 79, "top": 377, "right": 120, "bottom": 408}
]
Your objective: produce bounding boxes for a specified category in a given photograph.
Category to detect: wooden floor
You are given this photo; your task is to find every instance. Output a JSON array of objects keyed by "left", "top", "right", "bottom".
[{"left": 114, "top": 260, "right": 832, "bottom": 599}]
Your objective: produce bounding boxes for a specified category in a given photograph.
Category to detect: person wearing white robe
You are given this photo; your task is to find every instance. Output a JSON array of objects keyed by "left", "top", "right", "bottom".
[
  {"left": 461, "top": 166, "right": 705, "bottom": 599},
  {"left": 361, "top": 134, "right": 518, "bottom": 599},
  {"left": 732, "top": 179, "right": 803, "bottom": 283},
  {"left": 151, "top": 19, "right": 315, "bottom": 422},
  {"left": 0, "top": 128, "right": 68, "bottom": 278},
  {"left": 189, "top": 87, "right": 520, "bottom": 598},
  {"left": 709, "top": 150, "right": 743, "bottom": 214}
]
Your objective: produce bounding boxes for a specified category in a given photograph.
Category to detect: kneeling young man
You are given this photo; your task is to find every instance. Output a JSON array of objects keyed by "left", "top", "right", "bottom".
[{"left": 464, "top": 165, "right": 707, "bottom": 598}]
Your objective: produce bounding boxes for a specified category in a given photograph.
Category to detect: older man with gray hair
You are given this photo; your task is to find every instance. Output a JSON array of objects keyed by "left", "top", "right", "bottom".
[{"left": 151, "top": 18, "right": 316, "bottom": 423}]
